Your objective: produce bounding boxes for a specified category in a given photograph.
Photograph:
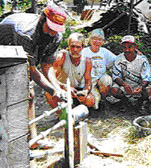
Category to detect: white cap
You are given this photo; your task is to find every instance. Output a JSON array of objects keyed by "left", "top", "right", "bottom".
[{"left": 121, "top": 35, "right": 136, "bottom": 44}]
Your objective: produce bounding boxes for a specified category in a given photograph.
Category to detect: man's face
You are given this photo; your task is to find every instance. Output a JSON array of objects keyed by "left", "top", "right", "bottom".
[
  {"left": 43, "top": 22, "right": 57, "bottom": 36},
  {"left": 122, "top": 42, "right": 136, "bottom": 57},
  {"left": 90, "top": 36, "right": 103, "bottom": 50},
  {"left": 69, "top": 40, "right": 83, "bottom": 58}
]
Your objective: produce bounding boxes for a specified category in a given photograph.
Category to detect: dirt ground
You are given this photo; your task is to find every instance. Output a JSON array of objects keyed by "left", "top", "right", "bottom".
[{"left": 30, "top": 84, "right": 151, "bottom": 168}]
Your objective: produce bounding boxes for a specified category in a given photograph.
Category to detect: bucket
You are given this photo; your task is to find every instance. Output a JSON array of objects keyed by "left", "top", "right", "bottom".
[
  {"left": 72, "top": 104, "right": 89, "bottom": 123},
  {"left": 133, "top": 115, "right": 151, "bottom": 137}
]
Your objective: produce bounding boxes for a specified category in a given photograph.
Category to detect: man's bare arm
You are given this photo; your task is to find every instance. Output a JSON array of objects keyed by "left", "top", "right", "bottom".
[
  {"left": 30, "top": 65, "right": 54, "bottom": 95},
  {"left": 84, "top": 58, "right": 92, "bottom": 93}
]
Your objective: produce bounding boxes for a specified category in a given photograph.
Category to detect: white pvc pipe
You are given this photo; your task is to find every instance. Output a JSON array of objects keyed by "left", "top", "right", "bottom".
[
  {"left": 29, "top": 120, "right": 66, "bottom": 147},
  {"left": 29, "top": 103, "right": 67, "bottom": 125},
  {"left": 67, "top": 78, "right": 74, "bottom": 168}
]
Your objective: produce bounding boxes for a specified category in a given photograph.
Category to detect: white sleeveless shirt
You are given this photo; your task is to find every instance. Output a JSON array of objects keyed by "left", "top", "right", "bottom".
[{"left": 60, "top": 50, "right": 86, "bottom": 88}]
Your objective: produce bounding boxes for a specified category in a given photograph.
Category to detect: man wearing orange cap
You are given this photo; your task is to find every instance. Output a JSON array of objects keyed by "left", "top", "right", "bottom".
[{"left": 0, "top": 4, "right": 67, "bottom": 148}]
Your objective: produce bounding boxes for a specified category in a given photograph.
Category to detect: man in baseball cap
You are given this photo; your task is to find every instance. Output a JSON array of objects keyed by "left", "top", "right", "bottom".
[
  {"left": 121, "top": 35, "right": 136, "bottom": 44},
  {"left": 112, "top": 34, "right": 151, "bottom": 110},
  {"left": 0, "top": 4, "right": 67, "bottom": 149},
  {"left": 43, "top": 4, "right": 66, "bottom": 33}
]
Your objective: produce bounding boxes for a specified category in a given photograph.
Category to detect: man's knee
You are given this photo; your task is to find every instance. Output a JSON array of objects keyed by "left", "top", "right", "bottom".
[{"left": 83, "top": 93, "right": 95, "bottom": 107}]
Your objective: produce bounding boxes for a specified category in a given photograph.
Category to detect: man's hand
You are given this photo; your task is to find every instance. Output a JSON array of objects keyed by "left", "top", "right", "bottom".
[
  {"left": 71, "top": 87, "right": 78, "bottom": 98},
  {"left": 123, "top": 83, "right": 133, "bottom": 94},
  {"left": 54, "top": 89, "right": 67, "bottom": 102},
  {"left": 76, "top": 90, "right": 88, "bottom": 97},
  {"left": 76, "top": 90, "right": 88, "bottom": 102},
  {"left": 133, "top": 87, "right": 142, "bottom": 95}
]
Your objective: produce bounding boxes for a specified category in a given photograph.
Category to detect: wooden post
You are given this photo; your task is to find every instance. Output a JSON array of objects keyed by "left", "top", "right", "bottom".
[
  {"left": 74, "top": 121, "right": 87, "bottom": 165},
  {"left": 128, "top": 0, "right": 134, "bottom": 34},
  {"left": 65, "top": 121, "right": 87, "bottom": 166},
  {"left": 31, "top": 0, "right": 38, "bottom": 14},
  {"left": 0, "top": 46, "right": 29, "bottom": 167}
]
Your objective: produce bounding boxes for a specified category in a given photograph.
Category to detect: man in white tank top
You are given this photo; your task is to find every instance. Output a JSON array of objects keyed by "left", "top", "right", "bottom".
[{"left": 45, "top": 32, "right": 95, "bottom": 110}]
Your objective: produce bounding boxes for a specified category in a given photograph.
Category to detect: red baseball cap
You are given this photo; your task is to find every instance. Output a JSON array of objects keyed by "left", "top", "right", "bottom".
[{"left": 43, "top": 5, "right": 66, "bottom": 33}]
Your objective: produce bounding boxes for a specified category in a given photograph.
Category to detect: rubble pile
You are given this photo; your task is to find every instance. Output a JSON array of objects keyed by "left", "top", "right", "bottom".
[{"left": 84, "top": 3, "right": 150, "bottom": 38}]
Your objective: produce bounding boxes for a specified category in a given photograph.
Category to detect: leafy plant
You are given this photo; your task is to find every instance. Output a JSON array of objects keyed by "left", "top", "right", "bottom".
[
  {"left": 59, "top": 18, "right": 88, "bottom": 49},
  {"left": 7, "top": 0, "right": 31, "bottom": 11}
]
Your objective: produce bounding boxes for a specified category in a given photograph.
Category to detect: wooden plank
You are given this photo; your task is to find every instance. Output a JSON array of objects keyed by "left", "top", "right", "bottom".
[
  {"left": 0, "top": 46, "right": 27, "bottom": 68},
  {"left": 65, "top": 122, "right": 87, "bottom": 166},
  {"left": 74, "top": 122, "right": 87, "bottom": 165},
  {"left": 0, "top": 62, "right": 27, "bottom": 69},
  {"left": 0, "top": 120, "right": 8, "bottom": 168},
  {"left": 0, "top": 50, "right": 30, "bottom": 167},
  {"left": 0, "top": 46, "right": 27, "bottom": 60},
  {"left": 0, "top": 73, "right": 7, "bottom": 162},
  {"left": 0, "top": 73, "right": 6, "bottom": 104},
  {"left": 7, "top": 101, "right": 29, "bottom": 141},
  {"left": 0, "top": 103, "right": 8, "bottom": 168},
  {"left": 7, "top": 135, "right": 29, "bottom": 168},
  {"left": 6, "top": 63, "right": 28, "bottom": 106}
]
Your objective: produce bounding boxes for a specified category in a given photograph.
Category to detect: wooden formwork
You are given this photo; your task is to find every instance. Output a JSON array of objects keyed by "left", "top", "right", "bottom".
[
  {"left": 0, "top": 46, "right": 29, "bottom": 168},
  {"left": 65, "top": 121, "right": 87, "bottom": 166}
]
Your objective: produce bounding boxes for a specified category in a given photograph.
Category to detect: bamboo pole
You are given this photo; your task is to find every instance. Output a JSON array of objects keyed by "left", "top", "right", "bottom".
[{"left": 67, "top": 78, "right": 74, "bottom": 168}]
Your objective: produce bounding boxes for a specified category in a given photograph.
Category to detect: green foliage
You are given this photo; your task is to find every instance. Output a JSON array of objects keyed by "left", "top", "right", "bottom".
[
  {"left": 59, "top": 108, "right": 68, "bottom": 121},
  {"left": 7, "top": 0, "right": 31, "bottom": 11},
  {"left": 0, "top": 7, "right": 2, "bottom": 16},
  {"left": 17, "top": 0, "right": 31, "bottom": 10},
  {"left": 59, "top": 108, "right": 68, "bottom": 128},
  {"left": 104, "top": 34, "right": 151, "bottom": 59},
  {"left": 59, "top": 18, "right": 88, "bottom": 49},
  {"left": 60, "top": 19, "right": 151, "bottom": 61}
]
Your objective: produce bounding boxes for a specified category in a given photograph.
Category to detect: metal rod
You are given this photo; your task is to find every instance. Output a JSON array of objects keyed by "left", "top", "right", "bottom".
[{"left": 67, "top": 78, "right": 74, "bottom": 168}]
